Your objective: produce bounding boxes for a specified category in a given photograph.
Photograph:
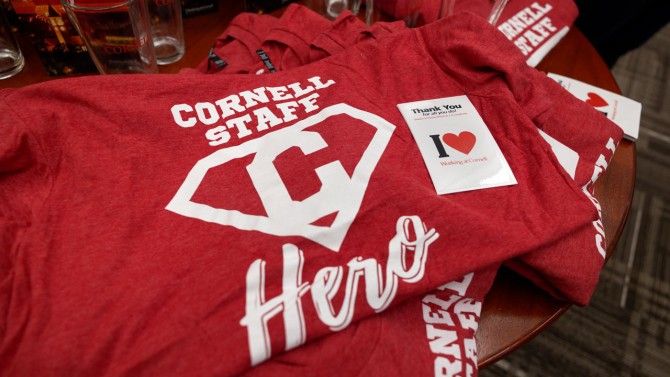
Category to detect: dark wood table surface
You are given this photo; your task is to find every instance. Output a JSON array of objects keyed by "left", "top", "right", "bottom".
[{"left": 0, "top": 0, "right": 636, "bottom": 369}]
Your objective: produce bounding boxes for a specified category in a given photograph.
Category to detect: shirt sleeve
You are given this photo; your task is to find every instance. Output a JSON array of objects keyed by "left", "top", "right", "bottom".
[{"left": 418, "top": 13, "right": 624, "bottom": 305}]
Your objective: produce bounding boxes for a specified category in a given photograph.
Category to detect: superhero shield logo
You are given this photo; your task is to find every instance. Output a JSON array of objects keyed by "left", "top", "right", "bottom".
[{"left": 165, "top": 104, "right": 396, "bottom": 252}]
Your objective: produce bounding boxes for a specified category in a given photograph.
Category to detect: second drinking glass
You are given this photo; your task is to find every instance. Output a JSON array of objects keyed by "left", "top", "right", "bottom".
[
  {"left": 147, "top": 0, "right": 184, "bottom": 65},
  {"left": 61, "top": 0, "right": 158, "bottom": 74}
]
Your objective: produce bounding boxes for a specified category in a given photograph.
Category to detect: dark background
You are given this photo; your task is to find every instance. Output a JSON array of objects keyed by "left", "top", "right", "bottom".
[{"left": 574, "top": 0, "right": 670, "bottom": 66}]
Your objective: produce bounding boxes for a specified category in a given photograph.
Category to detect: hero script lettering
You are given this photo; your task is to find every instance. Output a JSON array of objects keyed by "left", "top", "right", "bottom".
[
  {"left": 170, "top": 76, "right": 335, "bottom": 146},
  {"left": 240, "top": 216, "right": 439, "bottom": 366}
]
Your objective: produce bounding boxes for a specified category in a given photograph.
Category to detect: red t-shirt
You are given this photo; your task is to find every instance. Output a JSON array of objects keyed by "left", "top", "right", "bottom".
[
  {"left": 187, "top": 4, "right": 614, "bottom": 375},
  {"left": 376, "top": 0, "right": 578, "bottom": 66},
  {"left": 193, "top": 5, "right": 408, "bottom": 75},
  {"left": 0, "top": 13, "right": 621, "bottom": 376},
  {"left": 199, "top": 4, "right": 620, "bottom": 306}
]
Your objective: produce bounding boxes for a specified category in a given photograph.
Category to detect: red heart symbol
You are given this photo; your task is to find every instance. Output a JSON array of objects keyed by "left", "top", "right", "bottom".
[
  {"left": 442, "top": 131, "right": 476, "bottom": 155},
  {"left": 585, "top": 92, "right": 608, "bottom": 108}
]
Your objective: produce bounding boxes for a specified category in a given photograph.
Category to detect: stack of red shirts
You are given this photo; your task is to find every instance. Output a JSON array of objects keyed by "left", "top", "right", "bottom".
[
  {"left": 188, "top": 0, "right": 619, "bottom": 309},
  {"left": 188, "top": 1, "right": 578, "bottom": 72},
  {"left": 1, "top": 8, "right": 622, "bottom": 377},
  {"left": 183, "top": 3, "right": 408, "bottom": 75}
]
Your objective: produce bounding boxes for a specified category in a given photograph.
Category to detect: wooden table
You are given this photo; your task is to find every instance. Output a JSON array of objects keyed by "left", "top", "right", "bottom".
[{"left": 0, "top": 0, "right": 636, "bottom": 369}]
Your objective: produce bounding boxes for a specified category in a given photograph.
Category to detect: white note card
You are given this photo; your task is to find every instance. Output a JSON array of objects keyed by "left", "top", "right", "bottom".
[
  {"left": 397, "top": 95, "right": 517, "bottom": 195},
  {"left": 548, "top": 72, "right": 641, "bottom": 141}
]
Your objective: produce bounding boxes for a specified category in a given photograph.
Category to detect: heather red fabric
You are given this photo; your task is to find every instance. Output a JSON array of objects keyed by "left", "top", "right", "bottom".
[
  {"left": 249, "top": 3, "right": 332, "bottom": 74},
  {"left": 240, "top": 3, "right": 622, "bottom": 373},
  {"left": 196, "top": 4, "right": 616, "bottom": 202},
  {"left": 0, "top": 13, "right": 619, "bottom": 376},
  {"left": 187, "top": 5, "right": 409, "bottom": 76},
  {"left": 370, "top": 19, "right": 408, "bottom": 37},
  {"left": 244, "top": 267, "right": 500, "bottom": 377},
  {"left": 308, "top": 10, "right": 381, "bottom": 61},
  {"left": 491, "top": 0, "right": 579, "bottom": 66},
  {"left": 187, "top": 4, "right": 332, "bottom": 75},
  {"left": 189, "top": 1, "right": 576, "bottom": 73},
  {"left": 241, "top": 4, "right": 622, "bottom": 304},
  {"left": 182, "top": 11, "right": 278, "bottom": 74},
  {"left": 417, "top": 15, "right": 623, "bottom": 303},
  {"left": 376, "top": 0, "right": 447, "bottom": 26},
  {"left": 178, "top": 4, "right": 619, "bottom": 375},
  {"left": 309, "top": 11, "right": 408, "bottom": 62},
  {"left": 376, "top": 0, "right": 579, "bottom": 66}
]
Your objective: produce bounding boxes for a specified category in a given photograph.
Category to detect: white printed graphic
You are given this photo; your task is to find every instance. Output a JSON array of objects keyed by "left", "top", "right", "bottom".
[
  {"left": 495, "top": 2, "right": 569, "bottom": 67},
  {"left": 241, "top": 216, "right": 439, "bottom": 366},
  {"left": 538, "top": 129, "right": 579, "bottom": 179},
  {"left": 421, "top": 273, "right": 481, "bottom": 377},
  {"left": 581, "top": 137, "right": 618, "bottom": 258},
  {"left": 166, "top": 104, "right": 395, "bottom": 252}
]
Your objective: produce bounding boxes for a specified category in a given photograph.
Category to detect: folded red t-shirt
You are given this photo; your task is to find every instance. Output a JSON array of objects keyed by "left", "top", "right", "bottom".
[
  {"left": 186, "top": 5, "right": 617, "bottom": 374},
  {"left": 376, "top": 0, "right": 578, "bottom": 66},
  {"left": 309, "top": 10, "right": 408, "bottom": 62}
]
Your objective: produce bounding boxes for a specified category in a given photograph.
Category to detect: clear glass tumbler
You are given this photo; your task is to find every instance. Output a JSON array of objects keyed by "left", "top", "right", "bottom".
[
  {"left": 61, "top": 0, "right": 158, "bottom": 74},
  {"left": 0, "top": 4, "right": 24, "bottom": 80},
  {"left": 147, "top": 0, "right": 185, "bottom": 65}
]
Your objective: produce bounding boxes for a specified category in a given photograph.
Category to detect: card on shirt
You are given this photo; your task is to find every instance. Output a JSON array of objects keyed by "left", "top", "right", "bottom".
[
  {"left": 397, "top": 96, "right": 517, "bottom": 195},
  {"left": 547, "top": 72, "right": 641, "bottom": 141}
]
